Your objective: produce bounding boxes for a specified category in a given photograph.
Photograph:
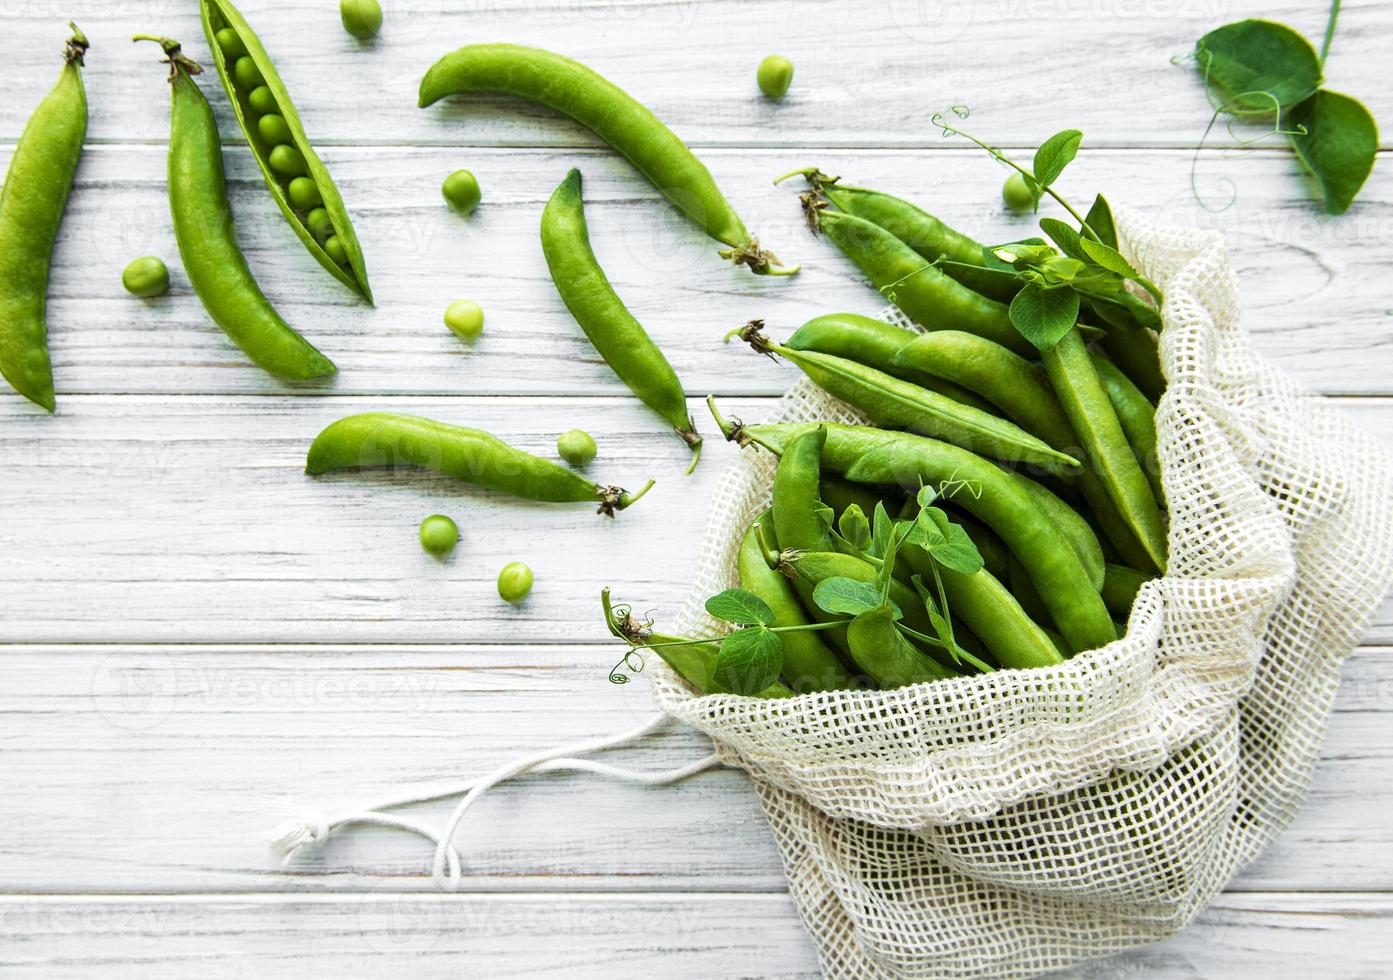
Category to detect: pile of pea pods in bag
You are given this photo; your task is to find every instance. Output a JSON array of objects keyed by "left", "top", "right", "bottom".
[{"left": 620, "top": 197, "right": 1393, "bottom": 978}]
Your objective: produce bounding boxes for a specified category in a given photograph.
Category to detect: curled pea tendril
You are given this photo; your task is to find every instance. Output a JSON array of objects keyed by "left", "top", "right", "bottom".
[
  {"left": 608, "top": 648, "right": 646, "bottom": 685},
  {"left": 938, "top": 474, "right": 984, "bottom": 500}
]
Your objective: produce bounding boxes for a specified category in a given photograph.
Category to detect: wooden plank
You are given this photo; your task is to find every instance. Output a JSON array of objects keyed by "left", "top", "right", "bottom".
[
  {"left": 0, "top": 892, "right": 1389, "bottom": 979},
  {"left": 2, "top": 395, "right": 1390, "bottom": 644},
  {"left": 0, "top": 144, "right": 1388, "bottom": 400},
  {"left": 1, "top": 2, "right": 1387, "bottom": 149},
  {"left": 0, "top": 643, "right": 1386, "bottom": 893}
]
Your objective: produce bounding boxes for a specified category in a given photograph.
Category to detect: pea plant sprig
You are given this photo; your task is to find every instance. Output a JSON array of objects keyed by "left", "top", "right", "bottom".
[
  {"left": 929, "top": 113, "right": 1165, "bottom": 354},
  {"left": 1184, "top": 7, "right": 1378, "bottom": 214},
  {"left": 603, "top": 487, "right": 995, "bottom": 695},
  {"left": 803, "top": 486, "right": 994, "bottom": 675}
]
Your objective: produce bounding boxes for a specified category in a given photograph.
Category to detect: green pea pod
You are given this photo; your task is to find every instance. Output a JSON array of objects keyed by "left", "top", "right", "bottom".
[
  {"left": 419, "top": 44, "right": 793, "bottom": 276},
  {"left": 786, "top": 313, "right": 998, "bottom": 414},
  {"left": 648, "top": 631, "right": 794, "bottom": 699},
  {"left": 809, "top": 207, "right": 1031, "bottom": 356},
  {"left": 892, "top": 330, "right": 1160, "bottom": 573},
  {"left": 780, "top": 170, "right": 1020, "bottom": 303},
  {"left": 1092, "top": 353, "right": 1164, "bottom": 506},
  {"left": 136, "top": 36, "right": 335, "bottom": 381},
  {"left": 744, "top": 330, "right": 1079, "bottom": 478},
  {"left": 1098, "top": 324, "right": 1165, "bottom": 403},
  {"left": 541, "top": 169, "right": 700, "bottom": 473},
  {"left": 1006, "top": 471, "right": 1106, "bottom": 593},
  {"left": 1102, "top": 563, "right": 1153, "bottom": 621},
  {"left": 199, "top": 0, "right": 372, "bottom": 302},
  {"left": 773, "top": 426, "right": 835, "bottom": 553},
  {"left": 845, "top": 603, "right": 950, "bottom": 689},
  {"left": 898, "top": 538, "right": 1064, "bottom": 670},
  {"left": 0, "top": 26, "right": 88, "bottom": 411},
  {"left": 710, "top": 407, "right": 1117, "bottom": 654},
  {"left": 739, "top": 514, "right": 859, "bottom": 692},
  {"left": 305, "top": 412, "right": 653, "bottom": 517},
  {"left": 1043, "top": 329, "right": 1168, "bottom": 572}
]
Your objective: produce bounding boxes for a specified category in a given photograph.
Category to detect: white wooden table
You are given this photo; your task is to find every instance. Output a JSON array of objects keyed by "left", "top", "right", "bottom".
[{"left": 2, "top": 2, "right": 1390, "bottom": 976}]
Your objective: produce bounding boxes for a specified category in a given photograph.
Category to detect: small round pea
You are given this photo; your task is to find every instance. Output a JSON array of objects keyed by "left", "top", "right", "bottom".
[
  {"left": 757, "top": 55, "right": 794, "bottom": 100},
  {"left": 257, "top": 113, "right": 293, "bottom": 147},
  {"left": 557, "top": 429, "right": 597, "bottom": 468},
  {"left": 215, "top": 27, "right": 247, "bottom": 59},
  {"left": 419, "top": 514, "right": 459, "bottom": 557},
  {"left": 442, "top": 169, "right": 481, "bottom": 215},
  {"left": 323, "top": 235, "right": 349, "bottom": 264},
  {"left": 443, "top": 300, "right": 484, "bottom": 341},
  {"left": 269, "top": 144, "right": 308, "bottom": 177},
  {"left": 1003, "top": 172, "right": 1034, "bottom": 213},
  {"left": 121, "top": 256, "right": 170, "bottom": 298},
  {"left": 307, "top": 207, "right": 334, "bottom": 241},
  {"left": 497, "top": 562, "right": 534, "bottom": 603},
  {"left": 340, "top": 0, "right": 384, "bottom": 39},
  {"left": 233, "top": 56, "right": 265, "bottom": 90},
  {"left": 248, "top": 85, "right": 277, "bottom": 115},
  {"left": 288, "top": 176, "right": 323, "bottom": 210}
]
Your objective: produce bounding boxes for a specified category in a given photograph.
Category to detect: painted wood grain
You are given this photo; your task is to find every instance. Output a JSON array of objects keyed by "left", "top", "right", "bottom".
[
  {"left": 0, "top": 144, "right": 1387, "bottom": 401},
  {"left": 0, "top": 643, "right": 1387, "bottom": 894},
  {"left": 1, "top": 1, "right": 1387, "bottom": 150},
  {"left": 0, "top": 892, "right": 1389, "bottom": 979}
]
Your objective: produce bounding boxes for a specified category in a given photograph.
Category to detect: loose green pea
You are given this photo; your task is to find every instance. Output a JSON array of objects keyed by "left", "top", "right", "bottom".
[
  {"left": 340, "top": 0, "right": 384, "bottom": 39},
  {"left": 288, "top": 177, "right": 323, "bottom": 210},
  {"left": 307, "top": 207, "right": 334, "bottom": 240},
  {"left": 269, "top": 144, "right": 308, "bottom": 177},
  {"left": 497, "top": 562, "right": 534, "bottom": 603},
  {"left": 757, "top": 55, "right": 794, "bottom": 100},
  {"left": 248, "top": 85, "right": 277, "bottom": 115},
  {"left": 443, "top": 300, "right": 485, "bottom": 341},
  {"left": 419, "top": 514, "right": 459, "bottom": 557},
  {"left": 215, "top": 27, "right": 247, "bottom": 59},
  {"left": 233, "top": 56, "right": 265, "bottom": 90},
  {"left": 257, "top": 113, "right": 293, "bottom": 147},
  {"left": 122, "top": 256, "right": 170, "bottom": 299},
  {"left": 324, "top": 235, "right": 348, "bottom": 264},
  {"left": 557, "top": 429, "right": 597, "bottom": 467},
  {"left": 442, "top": 169, "right": 481, "bottom": 215},
  {"left": 1003, "top": 172, "right": 1034, "bottom": 213}
]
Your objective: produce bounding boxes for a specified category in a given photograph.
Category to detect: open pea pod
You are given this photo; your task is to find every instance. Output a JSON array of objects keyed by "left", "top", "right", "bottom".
[{"left": 199, "top": 0, "right": 372, "bottom": 302}]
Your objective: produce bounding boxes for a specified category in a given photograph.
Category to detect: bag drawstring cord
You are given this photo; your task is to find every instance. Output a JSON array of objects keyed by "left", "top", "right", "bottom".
[{"left": 265, "top": 714, "right": 721, "bottom": 890}]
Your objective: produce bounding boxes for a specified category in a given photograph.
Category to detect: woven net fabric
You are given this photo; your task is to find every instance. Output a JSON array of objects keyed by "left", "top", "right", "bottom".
[{"left": 644, "top": 209, "right": 1393, "bottom": 978}]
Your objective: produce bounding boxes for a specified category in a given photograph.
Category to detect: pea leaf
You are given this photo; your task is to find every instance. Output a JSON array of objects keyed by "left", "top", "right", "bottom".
[
  {"left": 1194, "top": 19, "right": 1321, "bottom": 114},
  {"left": 870, "top": 501, "right": 894, "bottom": 559},
  {"left": 705, "top": 589, "right": 774, "bottom": 626},
  {"left": 1084, "top": 195, "right": 1118, "bottom": 249},
  {"left": 838, "top": 504, "right": 872, "bottom": 552},
  {"left": 916, "top": 485, "right": 939, "bottom": 509},
  {"left": 1288, "top": 89, "right": 1379, "bottom": 214},
  {"left": 711, "top": 627, "right": 783, "bottom": 695},
  {"left": 1079, "top": 237, "right": 1142, "bottom": 281},
  {"left": 812, "top": 577, "right": 895, "bottom": 618},
  {"left": 1008, "top": 283, "right": 1080, "bottom": 351},
  {"left": 909, "top": 575, "right": 956, "bottom": 651},
  {"left": 1039, "top": 217, "right": 1086, "bottom": 261},
  {"left": 1033, "top": 130, "right": 1083, "bottom": 188},
  {"left": 917, "top": 508, "right": 984, "bottom": 574},
  {"left": 814, "top": 501, "right": 837, "bottom": 533}
]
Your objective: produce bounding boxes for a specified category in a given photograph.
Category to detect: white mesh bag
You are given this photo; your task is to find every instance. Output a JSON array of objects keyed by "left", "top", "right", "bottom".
[{"left": 645, "top": 209, "right": 1393, "bottom": 978}]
